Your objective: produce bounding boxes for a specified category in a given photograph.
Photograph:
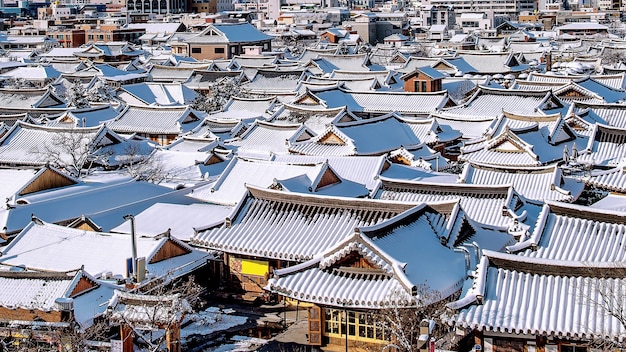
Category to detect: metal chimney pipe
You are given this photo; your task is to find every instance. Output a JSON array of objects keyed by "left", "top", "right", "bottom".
[{"left": 123, "top": 214, "right": 138, "bottom": 282}]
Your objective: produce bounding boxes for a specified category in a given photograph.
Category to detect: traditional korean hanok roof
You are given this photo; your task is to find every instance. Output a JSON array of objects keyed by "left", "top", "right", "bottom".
[
  {"left": 585, "top": 160, "right": 626, "bottom": 193},
  {"left": 225, "top": 120, "right": 313, "bottom": 158},
  {"left": 0, "top": 87, "right": 67, "bottom": 110},
  {"left": 375, "top": 177, "right": 534, "bottom": 230},
  {"left": 0, "top": 176, "right": 177, "bottom": 236},
  {"left": 267, "top": 202, "right": 468, "bottom": 309},
  {"left": 189, "top": 157, "right": 365, "bottom": 205},
  {"left": 240, "top": 69, "right": 304, "bottom": 95},
  {"left": 148, "top": 65, "right": 198, "bottom": 83},
  {"left": 315, "top": 53, "right": 371, "bottom": 72},
  {"left": 185, "top": 23, "right": 273, "bottom": 44},
  {"left": 0, "top": 270, "right": 94, "bottom": 313},
  {"left": 430, "top": 113, "right": 494, "bottom": 140},
  {"left": 460, "top": 117, "right": 584, "bottom": 167},
  {"left": 105, "top": 105, "right": 202, "bottom": 136},
  {"left": 459, "top": 162, "right": 584, "bottom": 203},
  {"left": 108, "top": 290, "right": 191, "bottom": 327},
  {"left": 271, "top": 154, "right": 386, "bottom": 192},
  {"left": 0, "top": 121, "right": 125, "bottom": 168},
  {"left": 47, "top": 105, "right": 120, "bottom": 128},
  {"left": 288, "top": 113, "right": 459, "bottom": 157},
  {"left": 448, "top": 249, "right": 626, "bottom": 341},
  {"left": 296, "top": 47, "right": 339, "bottom": 63},
  {"left": 72, "top": 63, "right": 149, "bottom": 83},
  {"left": 329, "top": 70, "right": 401, "bottom": 89},
  {"left": 184, "top": 70, "right": 244, "bottom": 91},
  {"left": 191, "top": 185, "right": 419, "bottom": 262},
  {"left": 453, "top": 52, "right": 528, "bottom": 74},
  {"left": 148, "top": 148, "right": 231, "bottom": 184},
  {"left": 1, "top": 219, "right": 211, "bottom": 281},
  {"left": 231, "top": 55, "right": 278, "bottom": 68},
  {"left": 187, "top": 117, "right": 243, "bottom": 140},
  {"left": 271, "top": 104, "right": 344, "bottom": 134},
  {"left": 0, "top": 65, "right": 62, "bottom": 82},
  {"left": 290, "top": 85, "right": 450, "bottom": 117},
  {"left": 111, "top": 202, "right": 232, "bottom": 241},
  {"left": 568, "top": 77, "right": 626, "bottom": 103},
  {"left": 0, "top": 268, "right": 116, "bottom": 329},
  {"left": 576, "top": 103, "right": 626, "bottom": 129},
  {"left": 39, "top": 47, "right": 84, "bottom": 59},
  {"left": 208, "top": 96, "right": 278, "bottom": 121},
  {"left": 442, "top": 87, "right": 570, "bottom": 120},
  {"left": 506, "top": 201, "right": 626, "bottom": 261},
  {"left": 578, "top": 123, "right": 626, "bottom": 167},
  {"left": 305, "top": 76, "right": 380, "bottom": 91},
  {"left": 387, "top": 144, "right": 451, "bottom": 171},
  {"left": 526, "top": 72, "right": 626, "bottom": 90},
  {"left": 117, "top": 82, "right": 197, "bottom": 107},
  {"left": 74, "top": 42, "right": 144, "bottom": 59}
]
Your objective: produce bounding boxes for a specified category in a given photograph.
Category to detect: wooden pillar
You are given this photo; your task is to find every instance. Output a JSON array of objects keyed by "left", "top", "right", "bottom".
[
  {"left": 474, "top": 329, "right": 483, "bottom": 351},
  {"left": 166, "top": 323, "right": 181, "bottom": 352},
  {"left": 120, "top": 324, "right": 134, "bottom": 352}
]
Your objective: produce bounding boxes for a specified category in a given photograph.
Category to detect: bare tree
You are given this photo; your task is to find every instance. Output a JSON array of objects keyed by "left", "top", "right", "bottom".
[
  {"left": 32, "top": 130, "right": 109, "bottom": 178},
  {"left": 88, "top": 79, "right": 116, "bottom": 103},
  {"left": 122, "top": 143, "right": 170, "bottom": 183},
  {"left": 576, "top": 264, "right": 626, "bottom": 350},
  {"left": 382, "top": 285, "right": 458, "bottom": 352},
  {"left": 108, "top": 275, "right": 205, "bottom": 352}
]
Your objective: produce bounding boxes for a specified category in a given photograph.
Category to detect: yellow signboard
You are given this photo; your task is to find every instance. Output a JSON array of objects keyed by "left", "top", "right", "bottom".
[{"left": 240, "top": 258, "right": 268, "bottom": 276}]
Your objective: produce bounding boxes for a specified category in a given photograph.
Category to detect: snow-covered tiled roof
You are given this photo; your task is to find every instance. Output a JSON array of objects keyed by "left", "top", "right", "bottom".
[
  {"left": 0, "top": 176, "right": 180, "bottom": 235},
  {"left": 293, "top": 86, "right": 449, "bottom": 116},
  {"left": 105, "top": 105, "right": 202, "bottom": 135},
  {"left": 450, "top": 249, "right": 626, "bottom": 340},
  {"left": 226, "top": 120, "right": 310, "bottom": 157},
  {"left": 586, "top": 163, "right": 626, "bottom": 192},
  {"left": 267, "top": 203, "right": 467, "bottom": 308},
  {"left": 111, "top": 202, "right": 232, "bottom": 241},
  {"left": 375, "top": 177, "right": 527, "bottom": 229},
  {"left": 191, "top": 185, "right": 418, "bottom": 261},
  {"left": 578, "top": 123, "right": 626, "bottom": 167},
  {"left": 442, "top": 87, "right": 570, "bottom": 120},
  {"left": 460, "top": 163, "right": 583, "bottom": 203},
  {"left": 117, "top": 82, "right": 197, "bottom": 106},
  {"left": 1, "top": 220, "right": 211, "bottom": 280},
  {"left": 185, "top": 23, "right": 272, "bottom": 44}
]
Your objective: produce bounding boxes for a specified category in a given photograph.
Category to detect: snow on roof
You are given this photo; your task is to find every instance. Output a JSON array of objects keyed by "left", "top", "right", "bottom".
[
  {"left": 190, "top": 157, "right": 352, "bottom": 205},
  {"left": 0, "top": 65, "right": 62, "bottom": 81},
  {"left": 191, "top": 185, "right": 418, "bottom": 261},
  {"left": 106, "top": 105, "right": 202, "bottom": 135},
  {"left": 460, "top": 163, "right": 583, "bottom": 203},
  {"left": 1, "top": 177, "right": 175, "bottom": 234},
  {"left": 375, "top": 177, "right": 527, "bottom": 229},
  {"left": 111, "top": 202, "right": 232, "bottom": 241},
  {"left": 118, "top": 82, "right": 197, "bottom": 107},
  {"left": 271, "top": 154, "right": 385, "bottom": 192},
  {"left": 451, "top": 250, "right": 626, "bottom": 340},
  {"left": 185, "top": 23, "right": 273, "bottom": 44},
  {"left": 268, "top": 204, "right": 467, "bottom": 308},
  {"left": 1, "top": 220, "right": 211, "bottom": 280},
  {"left": 443, "top": 88, "right": 569, "bottom": 120},
  {"left": 226, "top": 120, "right": 307, "bottom": 156},
  {"left": 578, "top": 123, "right": 626, "bottom": 167},
  {"left": 299, "top": 86, "right": 449, "bottom": 116}
]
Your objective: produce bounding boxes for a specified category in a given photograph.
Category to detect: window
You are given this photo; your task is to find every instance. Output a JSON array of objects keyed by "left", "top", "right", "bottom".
[
  {"left": 421, "top": 81, "right": 427, "bottom": 91},
  {"left": 191, "top": 47, "right": 202, "bottom": 53},
  {"left": 324, "top": 309, "right": 390, "bottom": 342},
  {"left": 214, "top": 47, "right": 224, "bottom": 54}
]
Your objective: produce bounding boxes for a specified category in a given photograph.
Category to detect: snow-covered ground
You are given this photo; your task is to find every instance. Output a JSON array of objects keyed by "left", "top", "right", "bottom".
[
  {"left": 203, "top": 336, "right": 269, "bottom": 352},
  {"left": 181, "top": 306, "right": 249, "bottom": 342}
]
